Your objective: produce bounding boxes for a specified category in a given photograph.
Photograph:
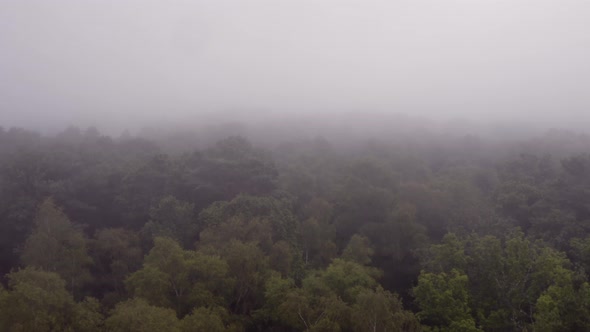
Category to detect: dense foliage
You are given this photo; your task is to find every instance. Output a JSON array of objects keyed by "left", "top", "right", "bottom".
[{"left": 2, "top": 125, "right": 590, "bottom": 331}]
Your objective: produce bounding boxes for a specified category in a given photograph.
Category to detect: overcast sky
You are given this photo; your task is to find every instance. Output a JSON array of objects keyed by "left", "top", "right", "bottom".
[{"left": 1, "top": 0, "right": 589, "bottom": 132}]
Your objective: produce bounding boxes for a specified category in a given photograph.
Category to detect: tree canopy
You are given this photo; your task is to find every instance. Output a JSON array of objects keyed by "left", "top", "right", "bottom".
[{"left": 1, "top": 127, "right": 590, "bottom": 330}]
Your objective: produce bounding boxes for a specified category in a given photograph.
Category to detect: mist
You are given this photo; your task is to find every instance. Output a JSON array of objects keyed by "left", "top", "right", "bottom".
[
  {"left": 1, "top": 0, "right": 590, "bottom": 135},
  {"left": 6, "top": 2, "right": 590, "bottom": 329}
]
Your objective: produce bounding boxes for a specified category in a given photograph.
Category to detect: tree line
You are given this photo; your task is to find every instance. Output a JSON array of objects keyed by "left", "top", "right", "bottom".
[{"left": 1, "top": 125, "right": 590, "bottom": 331}]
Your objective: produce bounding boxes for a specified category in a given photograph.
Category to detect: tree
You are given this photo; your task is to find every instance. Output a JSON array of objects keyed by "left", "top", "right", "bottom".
[
  {"left": 534, "top": 282, "right": 590, "bottom": 331},
  {"left": 342, "top": 234, "right": 374, "bottom": 265},
  {"left": 199, "top": 216, "right": 274, "bottom": 253},
  {"left": 126, "top": 237, "right": 232, "bottom": 316},
  {"left": 269, "top": 240, "right": 296, "bottom": 277},
  {"left": 358, "top": 203, "right": 428, "bottom": 292},
  {"left": 198, "top": 194, "right": 298, "bottom": 245},
  {"left": 421, "top": 233, "right": 468, "bottom": 274},
  {"left": 115, "top": 153, "right": 177, "bottom": 229},
  {"left": 0, "top": 267, "right": 73, "bottom": 331},
  {"left": 278, "top": 288, "right": 348, "bottom": 331},
  {"left": 351, "top": 287, "right": 419, "bottom": 332},
  {"left": 299, "top": 217, "right": 337, "bottom": 267},
  {"left": 21, "top": 197, "right": 92, "bottom": 294},
  {"left": 413, "top": 269, "right": 480, "bottom": 331},
  {"left": 104, "top": 298, "right": 180, "bottom": 332},
  {"left": 417, "top": 231, "right": 580, "bottom": 331},
  {"left": 71, "top": 297, "right": 105, "bottom": 332},
  {"left": 317, "top": 259, "right": 379, "bottom": 303},
  {"left": 261, "top": 259, "right": 402, "bottom": 331},
  {"left": 331, "top": 176, "right": 395, "bottom": 247},
  {"left": 201, "top": 136, "right": 278, "bottom": 199},
  {"left": 90, "top": 228, "right": 143, "bottom": 305},
  {"left": 217, "top": 240, "right": 270, "bottom": 315},
  {"left": 141, "top": 195, "right": 197, "bottom": 248},
  {"left": 180, "top": 306, "right": 235, "bottom": 332}
]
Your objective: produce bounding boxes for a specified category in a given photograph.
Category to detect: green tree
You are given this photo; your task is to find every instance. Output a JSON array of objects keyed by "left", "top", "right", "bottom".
[
  {"left": 351, "top": 287, "right": 419, "bottom": 332},
  {"left": 276, "top": 286, "right": 348, "bottom": 331},
  {"left": 533, "top": 281, "right": 590, "bottom": 331},
  {"left": 21, "top": 198, "right": 92, "bottom": 294},
  {"left": 104, "top": 298, "right": 180, "bottom": 332},
  {"left": 341, "top": 234, "right": 374, "bottom": 265},
  {"left": 180, "top": 306, "right": 234, "bottom": 332},
  {"left": 198, "top": 194, "right": 298, "bottom": 245},
  {"left": 418, "top": 231, "right": 580, "bottom": 331},
  {"left": 299, "top": 217, "right": 337, "bottom": 267},
  {"left": 199, "top": 216, "right": 274, "bottom": 253},
  {"left": 261, "top": 259, "right": 405, "bottom": 331},
  {"left": 269, "top": 240, "right": 295, "bottom": 277},
  {"left": 71, "top": 297, "right": 105, "bottom": 332},
  {"left": 0, "top": 267, "right": 73, "bottom": 331},
  {"left": 141, "top": 195, "right": 197, "bottom": 248},
  {"left": 90, "top": 228, "right": 143, "bottom": 305},
  {"left": 317, "top": 259, "right": 379, "bottom": 303},
  {"left": 421, "top": 233, "right": 468, "bottom": 274},
  {"left": 413, "top": 269, "right": 478, "bottom": 331},
  {"left": 126, "top": 237, "right": 232, "bottom": 315},
  {"left": 218, "top": 240, "right": 270, "bottom": 315}
]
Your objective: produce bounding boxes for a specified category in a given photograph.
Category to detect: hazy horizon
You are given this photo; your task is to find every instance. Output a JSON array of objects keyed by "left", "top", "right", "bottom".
[{"left": 2, "top": 0, "right": 590, "bottom": 133}]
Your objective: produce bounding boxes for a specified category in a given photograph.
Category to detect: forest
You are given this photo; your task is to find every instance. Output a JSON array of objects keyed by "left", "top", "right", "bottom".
[{"left": 2, "top": 124, "right": 590, "bottom": 332}]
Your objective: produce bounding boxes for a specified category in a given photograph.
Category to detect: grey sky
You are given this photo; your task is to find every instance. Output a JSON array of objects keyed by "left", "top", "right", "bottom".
[{"left": 1, "top": 0, "right": 590, "bottom": 132}]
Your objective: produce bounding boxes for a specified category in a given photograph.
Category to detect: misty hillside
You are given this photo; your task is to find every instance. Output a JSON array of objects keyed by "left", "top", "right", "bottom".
[
  {"left": 1, "top": 125, "right": 590, "bottom": 331},
  {"left": 3, "top": 0, "right": 590, "bottom": 331}
]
